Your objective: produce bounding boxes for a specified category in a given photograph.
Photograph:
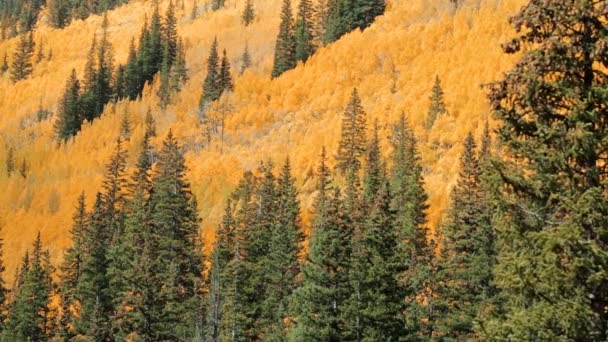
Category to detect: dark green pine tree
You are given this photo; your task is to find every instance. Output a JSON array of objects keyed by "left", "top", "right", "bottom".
[
  {"left": 1, "top": 53, "right": 9, "bottom": 73},
  {"left": 144, "top": 108, "right": 157, "bottom": 139},
  {"left": 55, "top": 69, "right": 82, "bottom": 142},
  {"left": 480, "top": 1, "right": 608, "bottom": 339},
  {"left": 91, "top": 14, "right": 114, "bottom": 119},
  {"left": 425, "top": 75, "right": 447, "bottom": 130},
  {"left": 76, "top": 192, "right": 113, "bottom": 340},
  {"left": 218, "top": 49, "right": 233, "bottom": 95},
  {"left": 158, "top": 44, "right": 172, "bottom": 110},
  {"left": 114, "top": 64, "right": 127, "bottom": 100},
  {"left": 294, "top": 0, "right": 314, "bottom": 63},
  {"left": 350, "top": 0, "right": 385, "bottom": 31},
  {"left": 242, "top": 0, "right": 255, "bottom": 26},
  {"left": 5, "top": 147, "right": 15, "bottom": 177},
  {"left": 389, "top": 113, "right": 435, "bottom": 339},
  {"left": 80, "top": 36, "right": 98, "bottom": 118},
  {"left": 5, "top": 234, "right": 56, "bottom": 341},
  {"left": 10, "top": 32, "right": 34, "bottom": 82},
  {"left": 262, "top": 158, "right": 304, "bottom": 339},
  {"left": 211, "top": 0, "right": 226, "bottom": 11},
  {"left": 240, "top": 43, "right": 252, "bottom": 74},
  {"left": 151, "top": 130, "right": 204, "bottom": 340},
  {"left": 119, "top": 110, "right": 131, "bottom": 141},
  {"left": 170, "top": 38, "right": 189, "bottom": 92},
  {"left": 0, "top": 226, "right": 7, "bottom": 336},
  {"left": 124, "top": 38, "right": 141, "bottom": 100},
  {"left": 289, "top": 148, "right": 352, "bottom": 340},
  {"left": 148, "top": 4, "right": 164, "bottom": 77},
  {"left": 204, "top": 200, "right": 236, "bottom": 342},
  {"left": 57, "top": 192, "right": 88, "bottom": 342},
  {"left": 336, "top": 88, "right": 367, "bottom": 174},
  {"left": 323, "top": 0, "right": 346, "bottom": 44},
  {"left": 271, "top": 0, "right": 296, "bottom": 78},
  {"left": 49, "top": 0, "right": 69, "bottom": 28},
  {"left": 163, "top": 0, "right": 178, "bottom": 64},
  {"left": 434, "top": 133, "right": 494, "bottom": 340},
  {"left": 200, "top": 38, "right": 221, "bottom": 107}
]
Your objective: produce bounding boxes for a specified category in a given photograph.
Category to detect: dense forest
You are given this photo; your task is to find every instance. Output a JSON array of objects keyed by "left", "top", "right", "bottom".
[{"left": 0, "top": 0, "right": 607, "bottom": 340}]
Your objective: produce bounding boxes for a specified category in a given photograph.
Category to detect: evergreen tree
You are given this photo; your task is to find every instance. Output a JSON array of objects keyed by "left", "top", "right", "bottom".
[
  {"left": 211, "top": 0, "right": 226, "bottom": 11},
  {"left": 144, "top": 109, "right": 157, "bottom": 139},
  {"left": 481, "top": 1, "right": 608, "bottom": 339},
  {"left": 271, "top": 0, "right": 296, "bottom": 78},
  {"left": 148, "top": 4, "right": 164, "bottom": 77},
  {"left": 119, "top": 110, "right": 131, "bottom": 141},
  {"left": 336, "top": 88, "right": 367, "bottom": 174},
  {"left": 150, "top": 130, "right": 204, "bottom": 339},
  {"left": 170, "top": 38, "right": 189, "bottom": 92},
  {"left": 0, "top": 227, "right": 7, "bottom": 336},
  {"left": 55, "top": 69, "right": 82, "bottom": 142},
  {"left": 242, "top": 0, "right": 255, "bottom": 26},
  {"left": 124, "top": 38, "right": 141, "bottom": 100},
  {"left": 49, "top": 0, "right": 69, "bottom": 28},
  {"left": 240, "top": 43, "right": 252, "bottom": 74},
  {"left": 5, "top": 147, "right": 15, "bottom": 177},
  {"left": 389, "top": 113, "right": 435, "bottom": 339},
  {"left": 425, "top": 75, "right": 447, "bottom": 130},
  {"left": 164, "top": 0, "right": 178, "bottom": 64},
  {"left": 294, "top": 0, "right": 314, "bottom": 63},
  {"left": 200, "top": 38, "right": 221, "bottom": 107},
  {"left": 434, "top": 133, "right": 494, "bottom": 340},
  {"left": 5, "top": 234, "right": 56, "bottom": 341},
  {"left": 1, "top": 53, "right": 8, "bottom": 73},
  {"left": 262, "top": 158, "right": 304, "bottom": 339},
  {"left": 10, "top": 32, "right": 34, "bottom": 82},
  {"left": 218, "top": 49, "right": 233, "bottom": 94},
  {"left": 158, "top": 44, "right": 172, "bottom": 110}
]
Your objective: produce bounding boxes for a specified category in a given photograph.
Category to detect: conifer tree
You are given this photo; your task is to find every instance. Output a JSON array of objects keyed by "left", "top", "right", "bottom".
[
  {"left": 145, "top": 109, "right": 157, "bottom": 139},
  {"left": 434, "top": 133, "right": 494, "bottom": 340},
  {"left": 10, "top": 32, "right": 34, "bottom": 82},
  {"left": 240, "top": 43, "right": 252, "bottom": 74},
  {"left": 164, "top": 0, "right": 178, "bottom": 64},
  {"left": 55, "top": 69, "right": 82, "bottom": 142},
  {"left": 170, "top": 38, "right": 189, "bottom": 92},
  {"left": 201, "top": 38, "right": 221, "bottom": 107},
  {"left": 148, "top": 4, "right": 164, "bottom": 76},
  {"left": 5, "top": 147, "right": 15, "bottom": 177},
  {"left": 211, "top": 0, "right": 226, "bottom": 11},
  {"left": 389, "top": 113, "right": 435, "bottom": 339},
  {"left": 262, "top": 158, "right": 304, "bottom": 339},
  {"left": 218, "top": 49, "right": 233, "bottom": 94},
  {"left": 151, "top": 130, "right": 204, "bottom": 339},
  {"left": 481, "top": 1, "right": 608, "bottom": 339},
  {"left": 5, "top": 234, "right": 56, "bottom": 341},
  {"left": 425, "top": 76, "right": 447, "bottom": 130},
  {"left": 294, "top": 0, "right": 314, "bottom": 63},
  {"left": 49, "top": 0, "right": 69, "bottom": 28},
  {"left": 124, "top": 38, "right": 141, "bottom": 100},
  {"left": 271, "top": 0, "right": 296, "bottom": 78},
  {"left": 119, "top": 110, "right": 131, "bottom": 141},
  {"left": 336, "top": 88, "right": 367, "bottom": 174},
  {"left": 158, "top": 44, "right": 172, "bottom": 110},
  {"left": 1, "top": 53, "right": 8, "bottom": 73},
  {"left": 0, "top": 227, "right": 6, "bottom": 335},
  {"left": 242, "top": 0, "right": 255, "bottom": 26}
]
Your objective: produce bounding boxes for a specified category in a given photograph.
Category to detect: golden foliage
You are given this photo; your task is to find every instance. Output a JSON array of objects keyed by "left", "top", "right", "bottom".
[{"left": 0, "top": 0, "right": 523, "bottom": 280}]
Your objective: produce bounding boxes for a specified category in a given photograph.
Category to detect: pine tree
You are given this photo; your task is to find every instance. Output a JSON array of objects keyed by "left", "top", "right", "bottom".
[
  {"left": 351, "top": 0, "right": 385, "bottom": 31},
  {"left": 170, "top": 38, "right": 189, "bottom": 92},
  {"left": 148, "top": 4, "right": 164, "bottom": 76},
  {"left": 164, "top": 0, "right": 178, "bottom": 64},
  {"left": 336, "top": 88, "right": 367, "bottom": 174},
  {"left": 271, "top": 0, "right": 296, "bottom": 78},
  {"left": 211, "top": 0, "right": 226, "bottom": 11},
  {"left": 5, "top": 147, "right": 15, "bottom": 177},
  {"left": 262, "top": 158, "right": 304, "bottom": 339},
  {"left": 201, "top": 38, "right": 221, "bottom": 107},
  {"left": 58, "top": 192, "right": 88, "bottom": 341},
  {"left": 119, "top": 110, "right": 131, "bottom": 141},
  {"left": 0, "top": 226, "right": 7, "bottom": 335},
  {"left": 434, "top": 133, "right": 494, "bottom": 340},
  {"left": 389, "top": 113, "right": 435, "bottom": 339},
  {"left": 124, "top": 38, "right": 141, "bottom": 100},
  {"left": 425, "top": 75, "right": 447, "bottom": 130},
  {"left": 144, "top": 108, "right": 157, "bottom": 139},
  {"left": 55, "top": 69, "right": 82, "bottom": 142},
  {"left": 218, "top": 49, "right": 233, "bottom": 94},
  {"left": 158, "top": 44, "right": 172, "bottom": 110},
  {"left": 1, "top": 53, "right": 8, "bottom": 73},
  {"left": 240, "top": 43, "right": 252, "bottom": 74},
  {"left": 49, "top": 0, "right": 69, "bottom": 28},
  {"left": 10, "top": 32, "right": 34, "bottom": 81},
  {"left": 242, "top": 0, "right": 255, "bottom": 26},
  {"left": 294, "top": 0, "right": 314, "bottom": 63},
  {"left": 5, "top": 234, "right": 56, "bottom": 341},
  {"left": 151, "top": 130, "right": 204, "bottom": 339},
  {"left": 480, "top": 1, "right": 608, "bottom": 339}
]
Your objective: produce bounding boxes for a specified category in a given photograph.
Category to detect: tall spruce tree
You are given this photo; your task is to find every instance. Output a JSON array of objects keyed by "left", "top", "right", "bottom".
[
  {"left": 425, "top": 76, "right": 447, "bottom": 130},
  {"left": 218, "top": 49, "right": 233, "bottom": 94},
  {"left": 271, "top": 0, "right": 296, "bottom": 78},
  {"left": 336, "top": 88, "right": 367, "bottom": 174},
  {"left": 240, "top": 43, "right": 252, "bottom": 74},
  {"left": 5, "top": 234, "right": 56, "bottom": 341},
  {"left": 242, "top": 0, "right": 255, "bottom": 26},
  {"left": 10, "top": 32, "right": 34, "bottom": 82},
  {"left": 294, "top": 0, "right": 315, "bottom": 63},
  {"left": 151, "top": 130, "right": 204, "bottom": 340},
  {"left": 164, "top": 0, "right": 178, "bottom": 64},
  {"left": 55, "top": 69, "right": 82, "bottom": 142},
  {"left": 434, "top": 133, "right": 494, "bottom": 340},
  {"left": 480, "top": 0, "right": 608, "bottom": 339},
  {"left": 201, "top": 38, "right": 221, "bottom": 107}
]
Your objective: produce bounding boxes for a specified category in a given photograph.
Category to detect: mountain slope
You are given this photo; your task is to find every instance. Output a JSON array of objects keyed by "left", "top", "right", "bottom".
[{"left": 0, "top": 0, "right": 523, "bottom": 278}]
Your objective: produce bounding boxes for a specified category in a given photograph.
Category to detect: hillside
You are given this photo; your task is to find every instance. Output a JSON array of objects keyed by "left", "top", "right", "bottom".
[{"left": 0, "top": 0, "right": 523, "bottom": 279}]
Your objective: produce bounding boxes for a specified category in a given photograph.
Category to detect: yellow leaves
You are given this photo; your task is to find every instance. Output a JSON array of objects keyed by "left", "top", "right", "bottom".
[{"left": 0, "top": 0, "right": 525, "bottom": 282}]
